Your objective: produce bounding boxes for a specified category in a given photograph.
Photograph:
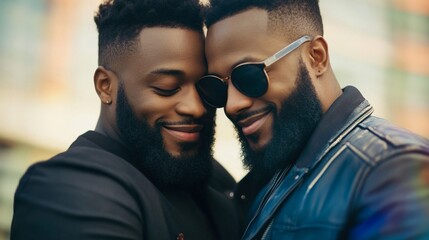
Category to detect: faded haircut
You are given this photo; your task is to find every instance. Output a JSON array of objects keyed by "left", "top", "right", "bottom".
[
  {"left": 205, "top": 0, "right": 323, "bottom": 41},
  {"left": 94, "top": 0, "right": 205, "bottom": 69}
]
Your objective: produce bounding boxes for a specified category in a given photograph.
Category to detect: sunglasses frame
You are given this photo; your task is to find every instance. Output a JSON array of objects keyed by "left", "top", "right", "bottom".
[{"left": 197, "top": 35, "right": 313, "bottom": 108}]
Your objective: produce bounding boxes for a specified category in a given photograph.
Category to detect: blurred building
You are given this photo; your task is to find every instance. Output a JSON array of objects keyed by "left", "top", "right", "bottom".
[
  {"left": 321, "top": 0, "right": 429, "bottom": 136},
  {"left": 0, "top": 1, "right": 100, "bottom": 239},
  {"left": 0, "top": 0, "right": 428, "bottom": 239}
]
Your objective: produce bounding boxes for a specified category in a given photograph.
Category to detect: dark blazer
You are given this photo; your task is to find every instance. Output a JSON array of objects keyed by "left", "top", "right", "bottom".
[{"left": 11, "top": 131, "right": 240, "bottom": 240}]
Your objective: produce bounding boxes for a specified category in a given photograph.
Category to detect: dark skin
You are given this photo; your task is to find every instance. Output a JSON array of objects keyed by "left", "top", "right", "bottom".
[
  {"left": 90, "top": 28, "right": 220, "bottom": 239},
  {"left": 205, "top": 8, "right": 342, "bottom": 152},
  {"left": 93, "top": 27, "right": 208, "bottom": 157}
]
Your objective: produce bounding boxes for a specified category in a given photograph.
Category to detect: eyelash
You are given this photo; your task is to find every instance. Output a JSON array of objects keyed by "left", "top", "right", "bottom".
[{"left": 153, "top": 87, "right": 180, "bottom": 96}]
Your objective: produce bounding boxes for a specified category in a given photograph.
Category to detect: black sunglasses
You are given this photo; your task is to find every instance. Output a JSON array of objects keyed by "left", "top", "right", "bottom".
[{"left": 196, "top": 35, "right": 312, "bottom": 108}]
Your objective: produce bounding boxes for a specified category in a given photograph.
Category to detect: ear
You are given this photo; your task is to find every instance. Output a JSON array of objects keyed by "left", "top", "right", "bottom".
[
  {"left": 308, "top": 36, "right": 329, "bottom": 77},
  {"left": 94, "top": 66, "right": 114, "bottom": 105}
]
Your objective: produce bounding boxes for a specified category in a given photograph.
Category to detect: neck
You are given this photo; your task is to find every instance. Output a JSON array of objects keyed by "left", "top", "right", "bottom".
[
  {"left": 317, "top": 69, "right": 342, "bottom": 113},
  {"left": 95, "top": 112, "right": 124, "bottom": 145}
]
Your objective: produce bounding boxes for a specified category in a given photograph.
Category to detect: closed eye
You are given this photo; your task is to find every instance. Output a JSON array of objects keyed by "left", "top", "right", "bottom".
[{"left": 153, "top": 87, "right": 180, "bottom": 96}]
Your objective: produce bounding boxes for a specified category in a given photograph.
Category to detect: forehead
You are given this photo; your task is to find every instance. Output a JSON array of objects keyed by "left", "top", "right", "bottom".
[
  {"left": 139, "top": 27, "right": 203, "bottom": 60},
  {"left": 205, "top": 8, "right": 277, "bottom": 74},
  {"left": 120, "top": 27, "right": 205, "bottom": 78}
]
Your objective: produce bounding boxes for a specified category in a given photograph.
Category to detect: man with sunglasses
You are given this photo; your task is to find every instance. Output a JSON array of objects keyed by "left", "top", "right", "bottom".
[
  {"left": 10, "top": 0, "right": 240, "bottom": 239},
  {"left": 197, "top": 0, "right": 429, "bottom": 239}
]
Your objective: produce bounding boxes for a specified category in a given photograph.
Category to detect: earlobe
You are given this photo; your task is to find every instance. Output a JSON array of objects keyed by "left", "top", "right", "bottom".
[
  {"left": 94, "top": 66, "right": 113, "bottom": 105},
  {"left": 309, "top": 36, "right": 329, "bottom": 77}
]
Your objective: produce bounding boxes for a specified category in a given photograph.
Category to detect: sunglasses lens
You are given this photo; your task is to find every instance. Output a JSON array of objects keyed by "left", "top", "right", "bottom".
[
  {"left": 196, "top": 76, "right": 227, "bottom": 108},
  {"left": 231, "top": 64, "right": 268, "bottom": 97}
]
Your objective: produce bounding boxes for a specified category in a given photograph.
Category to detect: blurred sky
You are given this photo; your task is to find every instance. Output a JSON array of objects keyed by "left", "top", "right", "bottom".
[{"left": 0, "top": 0, "right": 428, "bottom": 238}]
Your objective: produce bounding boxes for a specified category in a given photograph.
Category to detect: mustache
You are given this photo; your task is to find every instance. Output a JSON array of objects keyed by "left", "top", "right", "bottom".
[{"left": 157, "top": 116, "right": 214, "bottom": 127}]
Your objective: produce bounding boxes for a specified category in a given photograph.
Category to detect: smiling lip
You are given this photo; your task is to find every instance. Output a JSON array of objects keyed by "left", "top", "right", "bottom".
[
  {"left": 162, "top": 124, "right": 203, "bottom": 142},
  {"left": 237, "top": 110, "right": 271, "bottom": 136}
]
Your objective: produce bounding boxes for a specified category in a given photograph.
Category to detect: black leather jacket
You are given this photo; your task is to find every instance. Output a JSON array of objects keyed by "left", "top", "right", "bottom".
[{"left": 239, "top": 86, "right": 429, "bottom": 240}]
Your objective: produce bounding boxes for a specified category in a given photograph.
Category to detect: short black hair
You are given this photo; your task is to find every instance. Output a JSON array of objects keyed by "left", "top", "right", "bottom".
[
  {"left": 94, "top": 0, "right": 205, "bottom": 68},
  {"left": 205, "top": 0, "right": 323, "bottom": 40}
]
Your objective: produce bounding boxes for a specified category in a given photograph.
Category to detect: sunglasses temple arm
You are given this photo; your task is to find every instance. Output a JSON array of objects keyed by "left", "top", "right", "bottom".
[{"left": 263, "top": 35, "right": 312, "bottom": 67}]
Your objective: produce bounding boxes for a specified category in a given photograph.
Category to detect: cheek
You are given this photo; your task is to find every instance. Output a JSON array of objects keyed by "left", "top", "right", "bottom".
[
  {"left": 141, "top": 103, "right": 170, "bottom": 124},
  {"left": 130, "top": 92, "right": 173, "bottom": 126},
  {"left": 264, "top": 71, "right": 297, "bottom": 110}
]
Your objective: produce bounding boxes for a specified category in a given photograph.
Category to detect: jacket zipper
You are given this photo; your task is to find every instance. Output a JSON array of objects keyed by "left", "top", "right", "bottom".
[{"left": 260, "top": 220, "right": 273, "bottom": 240}]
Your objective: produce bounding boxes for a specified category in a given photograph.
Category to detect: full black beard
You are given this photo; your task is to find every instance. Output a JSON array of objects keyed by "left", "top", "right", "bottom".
[
  {"left": 116, "top": 84, "right": 216, "bottom": 190},
  {"left": 236, "top": 61, "right": 323, "bottom": 179}
]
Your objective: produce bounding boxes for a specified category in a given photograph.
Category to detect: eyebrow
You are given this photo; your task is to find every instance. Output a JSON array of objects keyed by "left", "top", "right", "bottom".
[
  {"left": 231, "top": 56, "right": 263, "bottom": 68},
  {"left": 148, "top": 68, "right": 186, "bottom": 78}
]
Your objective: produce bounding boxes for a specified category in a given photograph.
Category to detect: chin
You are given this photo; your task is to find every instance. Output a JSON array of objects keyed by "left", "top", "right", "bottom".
[
  {"left": 166, "top": 144, "right": 200, "bottom": 158},
  {"left": 248, "top": 139, "right": 269, "bottom": 153},
  {"left": 175, "top": 150, "right": 199, "bottom": 158},
  {"left": 247, "top": 132, "right": 272, "bottom": 152}
]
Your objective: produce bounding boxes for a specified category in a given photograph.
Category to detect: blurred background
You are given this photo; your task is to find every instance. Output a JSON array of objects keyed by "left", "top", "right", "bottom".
[{"left": 0, "top": 0, "right": 428, "bottom": 239}]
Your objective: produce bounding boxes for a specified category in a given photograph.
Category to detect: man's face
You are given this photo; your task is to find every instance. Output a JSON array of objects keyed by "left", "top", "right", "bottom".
[
  {"left": 205, "top": 9, "right": 323, "bottom": 175},
  {"left": 114, "top": 27, "right": 211, "bottom": 157},
  {"left": 113, "top": 27, "right": 215, "bottom": 188}
]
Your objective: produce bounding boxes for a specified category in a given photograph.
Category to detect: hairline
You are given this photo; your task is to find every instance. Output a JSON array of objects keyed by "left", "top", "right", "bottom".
[
  {"left": 206, "top": 4, "right": 323, "bottom": 42},
  {"left": 101, "top": 25, "right": 204, "bottom": 70}
]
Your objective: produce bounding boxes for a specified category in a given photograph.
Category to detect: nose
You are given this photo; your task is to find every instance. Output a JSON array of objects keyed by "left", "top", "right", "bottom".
[
  {"left": 176, "top": 85, "right": 207, "bottom": 119},
  {"left": 224, "top": 82, "right": 253, "bottom": 118}
]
